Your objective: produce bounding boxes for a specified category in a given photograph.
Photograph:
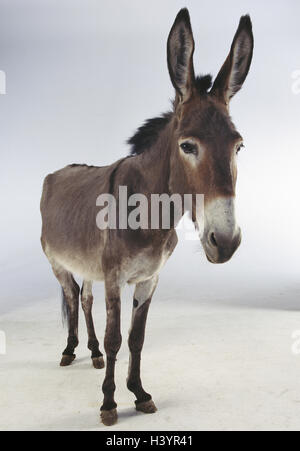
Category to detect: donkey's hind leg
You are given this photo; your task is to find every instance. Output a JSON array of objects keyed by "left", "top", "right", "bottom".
[
  {"left": 51, "top": 263, "right": 80, "bottom": 367},
  {"left": 127, "top": 276, "right": 158, "bottom": 414},
  {"left": 81, "top": 281, "right": 104, "bottom": 369}
]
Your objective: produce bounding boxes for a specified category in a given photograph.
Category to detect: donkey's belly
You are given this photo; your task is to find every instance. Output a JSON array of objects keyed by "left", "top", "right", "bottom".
[
  {"left": 58, "top": 254, "right": 104, "bottom": 281},
  {"left": 46, "top": 245, "right": 166, "bottom": 284},
  {"left": 43, "top": 242, "right": 105, "bottom": 282}
]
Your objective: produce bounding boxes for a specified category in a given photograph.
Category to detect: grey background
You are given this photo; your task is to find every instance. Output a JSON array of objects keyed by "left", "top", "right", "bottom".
[{"left": 0, "top": 0, "right": 299, "bottom": 313}]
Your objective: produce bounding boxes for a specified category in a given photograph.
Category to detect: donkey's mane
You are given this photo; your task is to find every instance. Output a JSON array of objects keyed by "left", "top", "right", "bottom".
[
  {"left": 128, "top": 112, "right": 172, "bottom": 156},
  {"left": 128, "top": 75, "right": 213, "bottom": 155},
  {"left": 195, "top": 74, "right": 213, "bottom": 94}
]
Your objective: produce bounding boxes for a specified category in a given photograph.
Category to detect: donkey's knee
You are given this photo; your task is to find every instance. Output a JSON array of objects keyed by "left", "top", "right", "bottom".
[
  {"left": 81, "top": 292, "right": 93, "bottom": 313},
  {"left": 128, "top": 334, "right": 144, "bottom": 355},
  {"left": 104, "top": 297, "right": 122, "bottom": 356},
  {"left": 104, "top": 332, "right": 122, "bottom": 357}
]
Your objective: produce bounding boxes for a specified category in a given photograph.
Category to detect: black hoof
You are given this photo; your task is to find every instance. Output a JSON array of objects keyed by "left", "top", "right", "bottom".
[
  {"left": 101, "top": 408, "right": 118, "bottom": 426},
  {"left": 92, "top": 356, "right": 105, "bottom": 369},
  {"left": 136, "top": 399, "right": 157, "bottom": 414},
  {"left": 60, "top": 354, "right": 76, "bottom": 367}
]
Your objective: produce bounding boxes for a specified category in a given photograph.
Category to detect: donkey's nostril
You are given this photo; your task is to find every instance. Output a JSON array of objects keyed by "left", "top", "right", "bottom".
[{"left": 210, "top": 232, "right": 218, "bottom": 247}]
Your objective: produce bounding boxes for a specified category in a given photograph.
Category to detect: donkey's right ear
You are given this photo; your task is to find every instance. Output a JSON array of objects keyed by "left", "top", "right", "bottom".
[
  {"left": 210, "top": 15, "right": 254, "bottom": 105},
  {"left": 167, "top": 8, "right": 195, "bottom": 103}
]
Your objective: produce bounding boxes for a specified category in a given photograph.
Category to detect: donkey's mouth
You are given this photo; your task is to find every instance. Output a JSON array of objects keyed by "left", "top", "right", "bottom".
[
  {"left": 202, "top": 230, "right": 242, "bottom": 264},
  {"left": 205, "top": 251, "right": 233, "bottom": 264},
  {"left": 204, "top": 249, "right": 237, "bottom": 264},
  {"left": 205, "top": 253, "right": 215, "bottom": 264},
  {"left": 205, "top": 251, "right": 225, "bottom": 264}
]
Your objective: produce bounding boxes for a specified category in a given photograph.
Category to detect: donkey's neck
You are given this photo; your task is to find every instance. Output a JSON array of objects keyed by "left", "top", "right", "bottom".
[{"left": 129, "top": 115, "right": 175, "bottom": 196}]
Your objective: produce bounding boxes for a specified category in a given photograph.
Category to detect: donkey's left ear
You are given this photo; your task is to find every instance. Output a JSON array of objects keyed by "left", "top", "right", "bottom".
[
  {"left": 211, "top": 15, "right": 254, "bottom": 105},
  {"left": 167, "top": 8, "right": 195, "bottom": 103}
]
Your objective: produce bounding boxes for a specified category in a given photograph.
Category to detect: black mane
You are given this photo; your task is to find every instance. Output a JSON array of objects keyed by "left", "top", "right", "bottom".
[
  {"left": 128, "top": 112, "right": 173, "bottom": 156},
  {"left": 195, "top": 74, "right": 213, "bottom": 94},
  {"left": 128, "top": 74, "right": 212, "bottom": 155}
]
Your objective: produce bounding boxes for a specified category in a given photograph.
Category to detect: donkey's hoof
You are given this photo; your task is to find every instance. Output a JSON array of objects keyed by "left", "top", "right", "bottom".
[
  {"left": 136, "top": 399, "right": 157, "bottom": 414},
  {"left": 92, "top": 356, "right": 105, "bottom": 369},
  {"left": 60, "top": 354, "right": 76, "bottom": 367},
  {"left": 101, "top": 408, "right": 118, "bottom": 426}
]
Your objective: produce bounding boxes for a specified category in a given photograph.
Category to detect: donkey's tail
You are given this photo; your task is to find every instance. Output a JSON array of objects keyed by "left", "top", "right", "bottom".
[{"left": 61, "top": 287, "right": 70, "bottom": 328}]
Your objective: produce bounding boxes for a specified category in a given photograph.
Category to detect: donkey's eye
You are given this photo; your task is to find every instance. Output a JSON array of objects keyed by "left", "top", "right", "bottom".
[
  {"left": 236, "top": 143, "right": 244, "bottom": 154},
  {"left": 180, "top": 142, "right": 197, "bottom": 155}
]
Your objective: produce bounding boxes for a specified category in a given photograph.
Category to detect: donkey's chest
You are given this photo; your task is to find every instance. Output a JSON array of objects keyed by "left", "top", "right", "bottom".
[
  {"left": 120, "top": 251, "right": 163, "bottom": 285},
  {"left": 122, "top": 235, "right": 177, "bottom": 285}
]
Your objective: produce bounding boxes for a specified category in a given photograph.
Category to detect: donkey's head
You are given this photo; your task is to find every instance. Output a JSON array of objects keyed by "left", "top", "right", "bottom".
[{"left": 167, "top": 9, "right": 253, "bottom": 264}]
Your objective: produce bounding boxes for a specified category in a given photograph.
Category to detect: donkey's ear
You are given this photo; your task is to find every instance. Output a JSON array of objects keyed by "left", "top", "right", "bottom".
[
  {"left": 167, "top": 8, "right": 195, "bottom": 103},
  {"left": 211, "top": 15, "right": 254, "bottom": 105}
]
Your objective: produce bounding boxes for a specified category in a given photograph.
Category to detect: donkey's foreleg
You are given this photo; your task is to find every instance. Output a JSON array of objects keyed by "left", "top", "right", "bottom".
[
  {"left": 127, "top": 276, "right": 158, "bottom": 414},
  {"left": 51, "top": 264, "right": 80, "bottom": 367},
  {"left": 81, "top": 281, "right": 104, "bottom": 369},
  {"left": 100, "top": 283, "right": 122, "bottom": 426}
]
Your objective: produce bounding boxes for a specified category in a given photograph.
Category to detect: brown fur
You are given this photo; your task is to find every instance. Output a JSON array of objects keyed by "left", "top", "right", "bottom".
[{"left": 40, "top": 8, "right": 253, "bottom": 425}]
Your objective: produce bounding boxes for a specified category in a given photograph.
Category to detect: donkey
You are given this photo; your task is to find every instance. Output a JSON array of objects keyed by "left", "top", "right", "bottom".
[{"left": 40, "top": 9, "right": 253, "bottom": 426}]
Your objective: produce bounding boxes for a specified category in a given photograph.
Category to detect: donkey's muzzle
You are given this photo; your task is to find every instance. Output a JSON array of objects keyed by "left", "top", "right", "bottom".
[
  {"left": 203, "top": 228, "right": 242, "bottom": 264},
  {"left": 201, "top": 197, "right": 241, "bottom": 264}
]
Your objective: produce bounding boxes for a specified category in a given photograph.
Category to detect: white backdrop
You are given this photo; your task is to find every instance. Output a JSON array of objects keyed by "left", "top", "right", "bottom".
[
  {"left": 1, "top": 0, "right": 299, "bottom": 313},
  {"left": 1, "top": 0, "right": 300, "bottom": 432}
]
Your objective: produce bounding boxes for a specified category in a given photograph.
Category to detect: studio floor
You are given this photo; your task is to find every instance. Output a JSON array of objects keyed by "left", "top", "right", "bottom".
[{"left": 1, "top": 274, "right": 300, "bottom": 431}]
